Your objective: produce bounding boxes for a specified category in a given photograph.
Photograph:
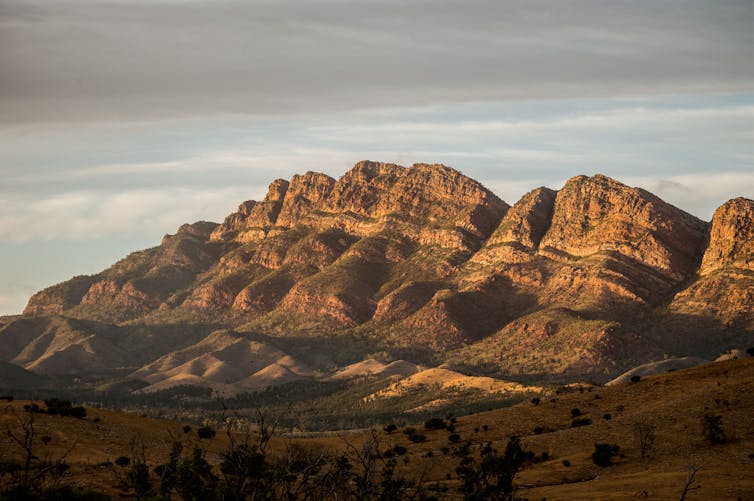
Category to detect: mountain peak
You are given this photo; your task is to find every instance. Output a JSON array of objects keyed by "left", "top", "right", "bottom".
[
  {"left": 700, "top": 197, "right": 754, "bottom": 275},
  {"left": 15, "top": 163, "right": 754, "bottom": 384}
]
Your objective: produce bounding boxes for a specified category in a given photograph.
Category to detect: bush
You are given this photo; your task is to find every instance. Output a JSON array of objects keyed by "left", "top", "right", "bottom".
[
  {"left": 383, "top": 423, "right": 397, "bottom": 434},
  {"left": 592, "top": 443, "right": 620, "bottom": 466},
  {"left": 702, "top": 414, "right": 726, "bottom": 444},
  {"left": 424, "top": 418, "right": 446, "bottom": 430},
  {"left": 531, "top": 397, "right": 541, "bottom": 406},
  {"left": 115, "top": 456, "right": 131, "bottom": 467},
  {"left": 23, "top": 403, "right": 42, "bottom": 413},
  {"left": 183, "top": 425, "right": 192, "bottom": 434},
  {"left": 392, "top": 445, "right": 407, "bottom": 456},
  {"left": 746, "top": 347, "right": 754, "bottom": 357},
  {"left": 196, "top": 426, "right": 216, "bottom": 440},
  {"left": 562, "top": 459, "right": 571, "bottom": 467},
  {"left": 603, "top": 413, "right": 612, "bottom": 420},
  {"left": 69, "top": 406, "right": 87, "bottom": 419},
  {"left": 43, "top": 398, "right": 86, "bottom": 418},
  {"left": 630, "top": 375, "right": 642, "bottom": 383},
  {"left": 448, "top": 433, "right": 461, "bottom": 443},
  {"left": 408, "top": 433, "right": 427, "bottom": 443},
  {"left": 570, "top": 408, "right": 582, "bottom": 417},
  {"left": 571, "top": 418, "right": 592, "bottom": 428}
]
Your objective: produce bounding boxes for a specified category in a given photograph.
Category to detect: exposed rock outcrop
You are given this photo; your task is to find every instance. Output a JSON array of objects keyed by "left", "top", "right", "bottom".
[
  {"left": 700, "top": 197, "right": 754, "bottom": 274},
  {"left": 17, "top": 164, "right": 754, "bottom": 383}
]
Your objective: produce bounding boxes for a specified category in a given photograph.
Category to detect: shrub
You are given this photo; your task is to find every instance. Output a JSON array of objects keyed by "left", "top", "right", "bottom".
[
  {"left": 592, "top": 443, "right": 620, "bottom": 466},
  {"left": 533, "top": 426, "right": 545, "bottom": 435},
  {"left": 408, "top": 433, "right": 427, "bottom": 443},
  {"left": 571, "top": 418, "right": 592, "bottom": 428},
  {"left": 702, "top": 414, "right": 726, "bottom": 444},
  {"left": 383, "top": 423, "right": 398, "bottom": 434},
  {"left": 424, "top": 418, "right": 446, "bottom": 430},
  {"left": 1, "top": 395, "right": 13, "bottom": 402},
  {"left": 448, "top": 433, "right": 461, "bottom": 443},
  {"left": 562, "top": 459, "right": 571, "bottom": 467},
  {"left": 402, "top": 427, "right": 417, "bottom": 436},
  {"left": 531, "top": 397, "right": 541, "bottom": 406},
  {"left": 115, "top": 456, "right": 131, "bottom": 467},
  {"left": 183, "top": 425, "right": 192, "bottom": 434},
  {"left": 69, "top": 406, "right": 87, "bottom": 419},
  {"left": 392, "top": 445, "right": 407, "bottom": 456},
  {"left": 455, "top": 436, "right": 526, "bottom": 499},
  {"left": 23, "top": 403, "right": 42, "bottom": 413},
  {"left": 196, "top": 426, "right": 216, "bottom": 440},
  {"left": 603, "top": 413, "right": 612, "bottom": 420},
  {"left": 630, "top": 375, "right": 642, "bottom": 383},
  {"left": 126, "top": 462, "right": 152, "bottom": 498},
  {"left": 747, "top": 347, "right": 754, "bottom": 357},
  {"left": 570, "top": 408, "right": 582, "bottom": 417}
]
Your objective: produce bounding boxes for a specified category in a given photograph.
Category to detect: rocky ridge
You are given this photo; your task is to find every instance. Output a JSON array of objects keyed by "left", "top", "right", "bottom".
[{"left": 9, "top": 162, "right": 754, "bottom": 385}]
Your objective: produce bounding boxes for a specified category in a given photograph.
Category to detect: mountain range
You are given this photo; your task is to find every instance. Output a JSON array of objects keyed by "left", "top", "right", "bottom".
[{"left": 3, "top": 161, "right": 754, "bottom": 394}]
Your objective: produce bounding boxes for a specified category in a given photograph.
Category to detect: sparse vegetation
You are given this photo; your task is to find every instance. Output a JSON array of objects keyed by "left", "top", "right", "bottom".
[
  {"left": 702, "top": 413, "right": 726, "bottom": 444},
  {"left": 197, "top": 425, "right": 217, "bottom": 440},
  {"left": 592, "top": 443, "right": 620, "bottom": 466},
  {"left": 633, "top": 420, "right": 656, "bottom": 458},
  {"left": 571, "top": 417, "right": 592, "bottom": 428}
]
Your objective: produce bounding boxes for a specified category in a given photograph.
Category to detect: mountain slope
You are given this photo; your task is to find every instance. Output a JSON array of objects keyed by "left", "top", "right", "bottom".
[{"left": 11, "top": 162, "right": 754, "bottom": 386}]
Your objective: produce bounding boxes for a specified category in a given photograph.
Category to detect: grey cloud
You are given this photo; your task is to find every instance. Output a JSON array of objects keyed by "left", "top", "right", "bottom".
[{"left": 1, "top": 0, "right": 753, "bottom": 124}]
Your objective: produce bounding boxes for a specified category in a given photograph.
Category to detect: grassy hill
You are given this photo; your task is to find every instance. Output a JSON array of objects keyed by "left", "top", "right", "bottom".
[{"left": 2, "top": 357, "right": 753, "bottom": 499}]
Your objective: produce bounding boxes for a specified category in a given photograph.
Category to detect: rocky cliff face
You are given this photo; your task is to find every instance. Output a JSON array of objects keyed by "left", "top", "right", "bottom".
[
  {"left": 13, "top": 163, "right": 754, "bottom": 383},
  {"left": 663, "top": 197, "right": 754, "bottom": 352},
  {"left": 539, "top": 174, "right": 707, "bottom": 280},
  {"left": 700, "top": 197, "right": 754, "bottom": 275}
]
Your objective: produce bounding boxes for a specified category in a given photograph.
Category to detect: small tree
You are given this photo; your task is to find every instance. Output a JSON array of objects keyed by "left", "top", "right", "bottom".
[
  {"left": 679, "top": 457, "right": 703, "bottom": 500},
  {"left": 633, "top": 420, "right": 656, "bottom": 458},
  {"left": 702, "top": 414, "right": 725, "bottom": 444},
  {"left": 455, "top": 436, "right": 526, "bottom": 500}
]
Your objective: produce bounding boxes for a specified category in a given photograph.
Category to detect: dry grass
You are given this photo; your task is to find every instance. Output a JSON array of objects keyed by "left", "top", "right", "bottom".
[{"left": 2, "top": 357, "right": 754, "bottom": 499}]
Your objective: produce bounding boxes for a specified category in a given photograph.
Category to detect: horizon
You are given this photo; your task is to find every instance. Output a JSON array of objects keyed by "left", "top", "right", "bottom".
[{"left": 2, "top": 0, "right": 754, "bottom": 315}]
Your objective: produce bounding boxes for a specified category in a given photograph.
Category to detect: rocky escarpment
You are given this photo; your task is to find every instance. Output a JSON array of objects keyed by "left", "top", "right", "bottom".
[
  {"left": 14, "top": 163, "right": 754, "bottom": 383},
  {"left": 699, "top": 197, "right": 754, "bottom": 275},
  {"left": 24, "top": 221, "right": 223, "bottom": 321},
  {"left": 670, "top": 198, "right": 754, "bottom": 337}
]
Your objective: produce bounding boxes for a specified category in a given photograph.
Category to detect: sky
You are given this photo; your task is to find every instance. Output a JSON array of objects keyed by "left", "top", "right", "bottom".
[{"left": 1, "top": 0, "right": 754, "bottom": 315}]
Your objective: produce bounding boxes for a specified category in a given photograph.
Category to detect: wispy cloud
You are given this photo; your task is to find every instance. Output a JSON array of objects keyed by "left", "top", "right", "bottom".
[
  {"left": 0, "top": 187, "right": 255, "bottom": 243},
  {"left": 2, "top": 0, "right": 753, "bottom": 124}
]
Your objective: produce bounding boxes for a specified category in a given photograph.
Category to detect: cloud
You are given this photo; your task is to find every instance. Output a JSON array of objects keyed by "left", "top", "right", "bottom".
[
  {"left": 0, "top": 186, "right": 256, "bottom": 243},
  {"left": 1, "top": 0, "right": 753, "bottom": 124},
  {"left": 622, "top": 171, "right": 754, "bottom": 219}
]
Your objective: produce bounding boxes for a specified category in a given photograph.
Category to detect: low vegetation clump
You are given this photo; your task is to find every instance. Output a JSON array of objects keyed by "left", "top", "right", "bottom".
[
  {"left": 592, "top": 443, "right": 620, "bottom": 466},
  {"left": 197, "top": 425, "right": 217, "bottom": 440},
  {"left": 571, "top": 417, "right": 592, "bottom": 428},
  {"left": 702, "top": 413, "right": 726, "bottom": 445},
  {"left": 44, "top": 398, "right": 87, "bottom": 418}
]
